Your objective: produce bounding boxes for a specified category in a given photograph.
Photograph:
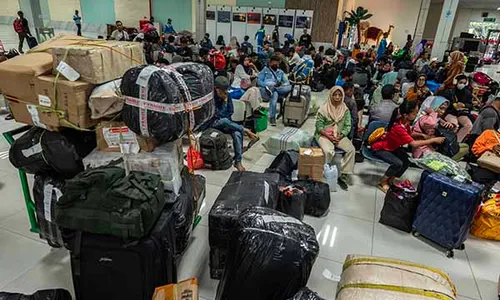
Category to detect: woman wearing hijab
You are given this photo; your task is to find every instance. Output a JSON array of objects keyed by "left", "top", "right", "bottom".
[
  {"left": 405, "top": 73, "right": 432, "bottom": 103},
  {"left": 316, "top": 86, "right": 356, "bottom": 190},
  {"left": 443, "top": 51, "right": 465, "bottom": 89}
]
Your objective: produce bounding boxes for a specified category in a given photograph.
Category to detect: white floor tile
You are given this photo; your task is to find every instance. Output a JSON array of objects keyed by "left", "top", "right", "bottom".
[
  {"left": 329, "top": 183, "right": 376, "bottom": 222},
  {"left": 0, "top": 210, "right": 42, "bottom": 243},
  {"left": 0, "top": 229, "right": 53, "bottom": 289},
  {"left": 195, "top": 168, "right": 234, "bottom": 187},
  {"left": 254, "top": 153, "right": 277, "bottom": 167},
  {"left": 1, "top": 249, "right": 74, "bottom": 296},
  {"left": 312, "top": 212, "right": 373, "bottom": 264},
  {"left": 307, "top": 257, "right": 342, "bottom": 300},
  {"left": 0, "top": 174, "right": 28, "bottom": 222},
  {"left": 177, "top": 225, "right": 210, "bottom": 282},
  {"left": 465, "top": 237, "right": 500, "bottom": 300}
]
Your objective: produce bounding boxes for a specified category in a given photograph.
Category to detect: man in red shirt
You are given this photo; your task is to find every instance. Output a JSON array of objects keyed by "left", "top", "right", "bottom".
[{"left": 13, "top": 11, "right": 30, "bottom": 54}]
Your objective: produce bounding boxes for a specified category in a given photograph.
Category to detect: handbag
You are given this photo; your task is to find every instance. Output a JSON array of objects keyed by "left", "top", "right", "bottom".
[
  {"left": 187, "top": 136, "right": 204, "bottom": 171},
  {"left": 478, "top": 131, "right": 500, "bottom": 173}
]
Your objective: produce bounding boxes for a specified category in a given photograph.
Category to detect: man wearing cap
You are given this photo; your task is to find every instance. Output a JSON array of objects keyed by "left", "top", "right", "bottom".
[{"left": 210, "top": 76, "right": 260, "bottom": 171}]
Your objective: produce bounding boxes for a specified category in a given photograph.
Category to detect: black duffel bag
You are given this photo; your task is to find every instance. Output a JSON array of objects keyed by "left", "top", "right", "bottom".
[
  {"left": 9, "top": 127, "right": 96, "bottom": 178},
  {"left": 436, "top": 125, "right": 459, "bottom": 158},
  {"left": 379, "top": 185, "right": 419, "bottom": 233},
  {"left": 0, "top": 289, "right": 72, "bottom": 300},
  {"left": 278, "top": 185, "right": 306, "bottom": 221},
  {"left": 265, "top": 150, "right": 299, "bottom": 183},
  {"left": 293, "top": 180, "right": 331, "bottom": 217}
]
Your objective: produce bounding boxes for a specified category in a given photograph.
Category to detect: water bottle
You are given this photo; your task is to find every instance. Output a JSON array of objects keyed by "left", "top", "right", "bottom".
[{"left": 324, "top": 164, "right": 338, "bottom": 192}]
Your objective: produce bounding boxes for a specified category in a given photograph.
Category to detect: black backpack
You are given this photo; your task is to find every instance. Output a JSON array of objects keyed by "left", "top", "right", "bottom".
[
  {"left": 436, "top": 125, "right": 459, "bottom": 158},
  {"left": 200, "top": 129, "right": 233, "bottom": 170}
]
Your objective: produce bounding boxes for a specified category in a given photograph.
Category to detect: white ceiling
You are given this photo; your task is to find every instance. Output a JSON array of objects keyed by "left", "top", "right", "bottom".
[{"left": 431, "top": 0, "right": 500, "bottom": 10}]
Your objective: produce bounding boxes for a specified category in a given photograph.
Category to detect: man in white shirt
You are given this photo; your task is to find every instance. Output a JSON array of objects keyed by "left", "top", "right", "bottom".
[
  {"left": 287, "top": 48, "right": 302, "bottom": 69},
  {"left": 110, "top": 21, "right": 129, "bottom": 41}
]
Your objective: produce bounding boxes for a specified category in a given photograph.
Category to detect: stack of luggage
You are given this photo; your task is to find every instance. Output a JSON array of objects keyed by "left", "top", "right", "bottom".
[{"left": 4, "top": 35, "right": 214, "bottom": 299}]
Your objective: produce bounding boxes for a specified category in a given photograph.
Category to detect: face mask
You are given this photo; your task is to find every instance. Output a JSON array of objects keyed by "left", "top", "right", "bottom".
[
  {"left": 271, "top": 65, "right": 278, "bottom": 71},
  {"left": 457, "top": 83, "right": 466, "bottom": 90}
]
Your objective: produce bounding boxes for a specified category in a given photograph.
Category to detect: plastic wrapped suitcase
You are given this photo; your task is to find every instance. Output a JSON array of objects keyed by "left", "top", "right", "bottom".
[
  {"left": 412, "top": 171, "right": 484, "bottom": 258},
  {"left": 263, "top": 128, "right": 314, "bottom": 155},
  {"left": 63, "top": 199, "right": 177, "bottom": 300},
  {"left": 0, "top": 289, "right": 72, "bottom": 300},
  {"left": 33, "top": 174, "right": 65, "bottom": 248},
  {"left": 284, "top": 85, "right": 311, "bottom": 127},
  {"left": 209, "top": 171, "right": 280, "bottom": 279},
  {"left": 336, "top": 255, "right": 457, "bottom": 300}
]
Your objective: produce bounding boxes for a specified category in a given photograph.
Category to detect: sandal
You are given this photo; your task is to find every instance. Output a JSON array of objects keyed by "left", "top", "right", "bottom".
[
  {"left": 377, "top": 184, "right": 390, "bottom": 194},
  {"left": 247, "top": 137, "right": 260, "bottom": 150}
]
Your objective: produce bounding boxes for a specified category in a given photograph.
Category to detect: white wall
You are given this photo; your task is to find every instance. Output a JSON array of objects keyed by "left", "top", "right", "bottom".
[
  {"left": 355, "top": 0, "right": 423, "bottom": 47},
  {"left": 207, "top": 0, "right": 236, "bottom": 5},
  {"left": 451, "top": 7, "right": 500, "bottom": 40},
  {"left": 48, "top": 0, "right": 80, "bottom": 21},
  {"left": 0, "top": 0, "right": 20, "bottom": 17},
  {"left": 115, "top": 0, "right": 150, "bottom": 27}
]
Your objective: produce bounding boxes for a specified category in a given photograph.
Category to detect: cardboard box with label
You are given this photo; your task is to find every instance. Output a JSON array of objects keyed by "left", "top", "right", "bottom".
[
  {"left": 0, "top": 34, "right": 88, "bottom": 102},
  {"left": 52, "top": 41, "right": 144, "bottom": 84},
  {"left": 298, "top": 147, "right": 325, "bottom": 180},
  {"left": 152, "top": 278, "right": 198, "bottom": 300},
  {"left": 96, "top": 121, "right": 157, "bottom": 153}
]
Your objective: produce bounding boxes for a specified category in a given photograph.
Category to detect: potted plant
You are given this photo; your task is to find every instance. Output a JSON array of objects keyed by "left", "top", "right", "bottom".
[{"left": 345, "top": 6, "right": 373, "bottom": 44}]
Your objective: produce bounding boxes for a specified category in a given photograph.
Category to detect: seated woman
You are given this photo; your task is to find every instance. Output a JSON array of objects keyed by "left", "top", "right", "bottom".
[
  {"left": 316, "top": 86, "right": 356, "bottom": 191},
  {"left": 471, "top": 129, "right": 500, "bottom": 184},
  {"left": 372, "top": 100, "right": 445, "bottom": 193},
  {"left": 211, "top": 76, "right": 260, "bottom": 171},
  {"left": 230, "top": 55, "right": 259, "bottom": 99},
  {"left": 405, "top": 73, "right": 432, "bottom": 104}
]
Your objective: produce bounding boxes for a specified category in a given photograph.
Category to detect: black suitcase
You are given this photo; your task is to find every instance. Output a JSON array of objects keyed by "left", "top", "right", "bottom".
[
  {"left": 27, "top": 35, "right": 38, "bottom": 49},
  {"left": 64, "top": 198, "right": 177, "bottom": 300}
]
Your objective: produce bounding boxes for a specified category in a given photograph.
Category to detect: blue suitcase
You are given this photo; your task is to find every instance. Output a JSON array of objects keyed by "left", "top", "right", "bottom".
[{"left": 412, "top": 171, "right": 483, "bottom": 258}]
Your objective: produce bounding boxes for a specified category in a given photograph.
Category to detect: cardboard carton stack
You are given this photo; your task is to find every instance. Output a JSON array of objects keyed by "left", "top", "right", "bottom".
[
  {"left": 0, "top": 34, "right": 143, "bottom": 131},
  {"left": 298, "top": 147, "right": 325, "bottom": 180}
]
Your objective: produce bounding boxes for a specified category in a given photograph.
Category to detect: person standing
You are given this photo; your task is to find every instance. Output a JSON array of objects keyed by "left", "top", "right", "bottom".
[
  {"left": 255, "top": 25, "right": 265, "bottom": 51},
  {"left": 299, "top": 29, "right": 312, "bottom": 49},
  {"left": 73, "top": 10, "right": 82, "bottom": 36},
  {"left": 13, "top": 11, "right": 30, "bottom": 54},
  {"left": 377, "top": 32, "right": 388, "bottom": 62},
  {"left": 272, "top": 25, "right": 280, "bottom": 49},
  {"left": 164, "top": 18, "right": 176, "bottom": 34}
]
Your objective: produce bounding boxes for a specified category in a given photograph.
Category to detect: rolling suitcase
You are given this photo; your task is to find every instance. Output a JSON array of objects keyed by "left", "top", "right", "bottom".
[
  {"left": 283, "top": 85, "right": 311, "bottom": 127},
  {"left": 27, "top": 35, "right": 38, "bottom": 49},
  {"left": 412, "top": 171, "right": 483, "bottom": 258},
  {"left": 64, "top": 198, "right": 177, "bottom": 300}
]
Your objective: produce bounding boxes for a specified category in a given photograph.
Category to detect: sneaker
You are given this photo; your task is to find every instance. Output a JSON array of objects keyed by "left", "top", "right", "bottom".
[
  {"left": 4, "top": 114, "right": 14, "bottom": 121},
  {"left": 270, "top": 117, "right": 276, "bottom": 126},
  {"left": 338, "top": 178, "right": 348, "bottom": 191}
]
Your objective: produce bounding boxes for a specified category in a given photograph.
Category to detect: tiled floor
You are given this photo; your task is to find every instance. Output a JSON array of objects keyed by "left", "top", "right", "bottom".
[
  {"left": 0, "top": 90, "right": 498, "bottom": 300},
  {"left": 1, "top": 24, "right": 500, "bottom": 300}
]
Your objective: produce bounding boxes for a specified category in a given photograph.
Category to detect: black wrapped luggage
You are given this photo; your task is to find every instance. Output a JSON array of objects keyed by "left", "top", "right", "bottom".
[
  {"left": 63, "top": 201, "right": 177, "bottom": 300},
  {"left": 209, "top": 171, "right": 280, "bottom": 279},
  {"left": 9, "top": 127, "right": 96, "bottom": 178},
  {"left": 121, "top": 63, "right": 215, "bottom": 143},
  {"left": 33, "top": 174, "right": 65, "bottom": 247},
  {"left": 0, "top": 289, "right": 72, "bottom": 300},
  {"left": 215, "top": 207, "right": 319, "bottom": 300},
  {"left": 293, "top": 180, "right": 331, "bottom": 217},
  {"left": 265, "top": 150, "right": 299, "bottom": 183}
]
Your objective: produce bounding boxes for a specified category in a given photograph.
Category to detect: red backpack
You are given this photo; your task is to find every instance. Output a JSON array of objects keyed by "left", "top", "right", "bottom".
[
  {"left": 13, "top": 19, "right": 24, "bottom": 33},
  {"left": 208, "top": 50, "right": 226, "bottom": 71},
  {"left": 473, "top": 72, "right": 493, "bottom": 86}
]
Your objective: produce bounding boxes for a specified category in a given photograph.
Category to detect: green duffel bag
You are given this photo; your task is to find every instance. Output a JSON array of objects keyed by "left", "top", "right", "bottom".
[{"left": 56, "top": 167, "right": 166, "bottom": 240}]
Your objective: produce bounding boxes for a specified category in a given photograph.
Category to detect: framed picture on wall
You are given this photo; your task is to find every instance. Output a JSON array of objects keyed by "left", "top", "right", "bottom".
[
  {"left": 295, "top": 16, "right": 311, "bottom": 29},
  {"left": 278, "top": 15, "right": 294, "bottom": 28},
  {"left": 233, "top": 13, "right": 247, "bottom": 23},
  {"left": 206, "top": 11, "right": 215, "bottom": 21},
  {"left": 218, "top": 11, "right": 231, "bottom": 23},
  {"left": 263, "top": 14, "right": 277, "bottom": 25},
  {"left": 247, "top": 13, "right": 262, "bottom": 24}
]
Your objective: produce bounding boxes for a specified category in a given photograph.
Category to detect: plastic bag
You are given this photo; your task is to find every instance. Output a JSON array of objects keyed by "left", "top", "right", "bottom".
[
  {"left": 471, "top": 198, "right": 500, "bottom": 240},
  {"left": 9, "top": 127, "right": 96, "bottom": 178},
  {"left": 288, "top": 288, "right": 325, "bottom": 300},
  {"left": 293, "top": 180, "right": 331, "bottom": 217},
  {"left": 265, "top": 150, "right": 299, "bottom": 183},
  {"left": 121, "top": 63, "right": 215, "bottom": 143},
  {"left": 215, "top": 207, "right": 319, "bottom": 300},
  {"left": 414, "top": 151, "right": 470, "bottom": 180},
  {"left": 379, "top": 185, "right": 419, "bottom": 233},
  {"left": 187, "top": 145, "right": 204, "bottom": 171},
  {"left": 278, "top": 185, "right": 306, "bottom": 220},
  {"left": 323, "top": 164, "right": 338, "bottom": 192}
]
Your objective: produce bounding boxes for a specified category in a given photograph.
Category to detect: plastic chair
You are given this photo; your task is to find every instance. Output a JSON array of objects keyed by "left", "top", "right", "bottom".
[
  {"left": 362, "top": 121, "right": 388, "bottom": 164},
  {"left": 231, "top": 99, "right": 252, "bottom": 123}
]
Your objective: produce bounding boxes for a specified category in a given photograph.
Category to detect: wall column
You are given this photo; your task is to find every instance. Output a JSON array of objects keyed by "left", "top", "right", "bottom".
[
  {"left": 195, "top": 0, "right": 206, "bottom": 41},
  {"left": 431, "top": 0, "right": 459, "bottom": 60},
  {"left": 413, "top": 0, "right": 431, "bottom": 43}
]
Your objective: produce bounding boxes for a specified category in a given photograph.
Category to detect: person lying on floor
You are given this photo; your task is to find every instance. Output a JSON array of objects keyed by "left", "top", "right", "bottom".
[
  {"left": 210, "top": 76, "right": 260, "bottom": 171},
  {"left": 371, "top": 100, "right": 445, "bottom": 193},
  {"left": 316, "top": 86, "right": 356, "bottom": 191}
]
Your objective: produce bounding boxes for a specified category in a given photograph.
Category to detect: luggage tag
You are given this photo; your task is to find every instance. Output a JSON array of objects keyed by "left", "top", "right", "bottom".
[
  {"left": 322, "top": 269, "right": 341, "bottom": 282},
  {"left": 56, "top": 61, "right": 80, "bottom": 81}
]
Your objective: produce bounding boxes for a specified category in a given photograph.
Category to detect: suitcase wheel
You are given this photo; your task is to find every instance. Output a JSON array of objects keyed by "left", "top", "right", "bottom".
[
  {"left": 412, "top": 231, "right": 420, "bottom": 237},
  {"left": 458, "top": 243, "right": 465, "bottom": 250},
  {"left": 446, "top": 249, "right": 454, "bottom": 258}
]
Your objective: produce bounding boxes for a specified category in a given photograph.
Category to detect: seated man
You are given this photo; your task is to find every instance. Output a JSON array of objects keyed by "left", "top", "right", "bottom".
[
  {"left": 211, "top": 77, "right": 260, "bottom": 171},
  {"left": 258, "top": 56, "right": 292, "bottom": 126},
  {"left": 342, "top": 82, "right": 358, "bottom": 139},
  {"left": 370, "top": 84, "right": 399, "bottom": 123}
]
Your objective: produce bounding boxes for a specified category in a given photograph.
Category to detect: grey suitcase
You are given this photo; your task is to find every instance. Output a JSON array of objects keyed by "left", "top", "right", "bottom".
[{"left": 284, "top": 85, "right": 311, "bottom": 127}]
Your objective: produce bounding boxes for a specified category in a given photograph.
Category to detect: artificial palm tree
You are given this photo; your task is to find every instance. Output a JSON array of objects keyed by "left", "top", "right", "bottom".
[{"left": 345, "top": 6, "right": 373, "bottom": 44}]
